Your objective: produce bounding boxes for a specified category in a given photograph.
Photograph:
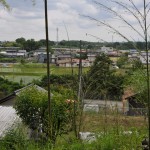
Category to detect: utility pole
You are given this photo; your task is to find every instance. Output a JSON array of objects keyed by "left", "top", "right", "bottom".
[
  {"left": 78, "top": 40, "right": 82, "bottom": 102},
  {"left": 144, "top": 0, "right": 150, "bottom": 147},
  {"left": 44, "top": 0, "right": 51, "bottom": 138},
  {"left": 77, "top": 40, "right": 83, "bottom": 138}
]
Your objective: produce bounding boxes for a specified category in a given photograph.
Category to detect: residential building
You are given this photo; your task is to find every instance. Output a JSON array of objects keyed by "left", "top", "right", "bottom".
[
  {"left": 0, "top": 49, "right": 27, "bottom": 58},
  {"left": 37, "top": 53, "right": 56, "bottom": 63},
  {"left": 101, "top": 46, "right": 113, "bottom": 54},
  {"left": 128, "top": 51, "right": 139, "bottom": 61},
  {"left": 87, "top": 54, "right": 96, "bottom": 64},
  {"left": 57, "top": 58, "right": 90, "bottom": 67},
  {"left": 139, "top": 51, "right": 150, "bottom": 64},
  {"left": 0, "top": 84, "right": 47, "bottom": 137}
]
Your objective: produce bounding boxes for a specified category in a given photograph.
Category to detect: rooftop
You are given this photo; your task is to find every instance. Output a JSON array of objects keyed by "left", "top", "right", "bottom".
[{"left": 0, "top": 106, "right": 19, "bottom": 137}]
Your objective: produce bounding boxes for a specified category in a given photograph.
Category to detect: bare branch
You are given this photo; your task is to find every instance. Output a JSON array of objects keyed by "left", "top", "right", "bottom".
[
  {"left": 86, "top": 33, "right": 108, "bottom": 43},
  {"left": 93, "top": 0, "right": 145, "bottom": 40},
  {"left": 129, "top": 0, "right": 144, "bottom": 19},
  {"left": 112, "top": 0, "right": 145, "bottom": 35}
]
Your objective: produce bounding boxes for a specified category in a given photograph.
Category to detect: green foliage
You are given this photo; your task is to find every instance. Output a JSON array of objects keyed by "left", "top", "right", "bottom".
[
  {"left": 0, "top": 38, "right": 149, "bottom": 50},
  {"left": 0, "top": 124, "right": 28, "bottom": 150},
  {"left": 40, "top": 74, "right": 78, "bottom": 90},
  {"left": 16, "top": 37, "right": 26, "bottom": 49},
  {"left": 15, "top": 87, "right": 48, "bottom": 130},
  {"left": 20, "top": 58, "right": 26, "bottom": 65},
  {"left": 0, "top": 0, "right": 9, "bottom": 9},
  {"left": 84, "top": 53, "right": 124, "bottom": 100},
  {"left": 15, "top": 86, "right": 77, "bottom": 143},
  {"left": 38, "top": 39, "right": 55, "bottom": 47},
  {"left": 132, "top": 59, "right": 144, "bottom": 70},
  {"left": 125, "top": 69, "right": 146, "bottom": 93},
  {"left": 2, "top": 41, "right": 19, "bottom": 47},
  {"left": 0, "top": 77, "right": 22, "bottom": 97},
  {"left": 125, "top": 69, "right": 147, "bottom": 103},
  {"left": 116, "top": 53, "right": 128, "bottom": 68},
  {"left": 0, "top": 122, "right": 147, "bottom": 150},
  {"left": 0, "top": 58, "right": 17, "bottom": 63},
  {"left": 23, "top": 39, "right": 40, "bottom": 52}
]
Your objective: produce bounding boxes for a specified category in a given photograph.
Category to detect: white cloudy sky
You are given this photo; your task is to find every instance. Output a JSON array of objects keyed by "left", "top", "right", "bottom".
[{"left": 0, "top": 0, "right": 149, "bottom": 42}]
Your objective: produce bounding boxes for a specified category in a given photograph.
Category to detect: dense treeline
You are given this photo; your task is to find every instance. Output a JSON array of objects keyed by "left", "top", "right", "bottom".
[{"left": 0, "top": 37, "right": 149, "bottom": 51}]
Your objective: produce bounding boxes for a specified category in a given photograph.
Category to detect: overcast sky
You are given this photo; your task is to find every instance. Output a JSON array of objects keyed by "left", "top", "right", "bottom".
[{"left": 0, "top": 0, "right": 149, "bottom": 42}]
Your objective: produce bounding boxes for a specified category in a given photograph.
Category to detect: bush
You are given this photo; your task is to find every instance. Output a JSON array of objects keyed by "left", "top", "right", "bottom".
[
  {"left": 15, "top": 86, "right": 77, "bottom": 144},
  {"left": 0, "top": 124, "right": 28, "bottom": 150}
]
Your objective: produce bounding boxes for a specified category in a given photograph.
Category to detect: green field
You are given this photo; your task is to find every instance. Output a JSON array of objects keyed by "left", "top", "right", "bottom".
[{"left": 0, "top": 63, "right": 89, "bottom": 84}]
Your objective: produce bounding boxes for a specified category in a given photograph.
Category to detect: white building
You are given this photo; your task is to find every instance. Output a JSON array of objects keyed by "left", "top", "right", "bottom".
[
  {"left": 101, "top": 46, "right": 113, "bottom": 54},
  {"left": 57, "top": 59, "right": 91, "bottom": 67},
  {"left": 0, "top": 49, "right": 27, "bottom": 57},
  {"left": 87, "top": 54, "right": 96, "bottom": 63},
  {"left": 139, "top": 51, "right": 150, "bottom": 64}
]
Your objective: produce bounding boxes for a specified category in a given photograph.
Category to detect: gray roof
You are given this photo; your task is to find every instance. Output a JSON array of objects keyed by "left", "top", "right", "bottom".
[
  {"left": 0, "top": 106, "right": 19, "bottom": 137},
  {"left": 15, "top": 84, "right": 47, "bottom": 95},
  {"left": 0, "top": 84, "right": 50, "bottom": 105}
]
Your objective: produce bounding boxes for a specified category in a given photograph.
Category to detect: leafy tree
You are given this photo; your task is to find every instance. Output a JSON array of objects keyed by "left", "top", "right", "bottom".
[
  {"left": 16, "top": 37, "right": 26, "bottom": 44},
  {"left": 136, "top": 41, "right": 145, "bottom": 50},
  {"left": 23, "top": 39, "right": 40, "bottom": 51},
  {"left": 38, "top": 39, "right": 55, "bottom": 47},
  {"left": 16, "top": 37, "right": 26, "bottom": 49},
  {"left": 2, "top": 41, "right": 20, "bottom": 47},
  {"left": 84, "top": 53, "right": 123, "bottom": 100},
  {"left": 15, "top": 86, "right": 77, "bottom": 143},
  {"left": 132, "top": 59, "right": 144, "bottom": 70},
  {"left": 125, "top": 69, "right": 147, "bottom": 104},
  {"left": 39, "top": 74, "right": 78, "bottom": 91}
]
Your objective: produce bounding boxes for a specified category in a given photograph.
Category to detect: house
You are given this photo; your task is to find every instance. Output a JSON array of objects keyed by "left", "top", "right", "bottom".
[
  {"left": 101, "top": 46, "right": 113, "bottom": 54},
  {"left": 0, "top": 84, "right": 47, "bottom": 106},
  {"left": 52, "top": 47, "right": 80, "bottom": 53},
  {"left": 139, "top": 51, "right": 150, "bottom": 64},
  {"left": 87, "top": 54, "right": 96, "bottom": 64},
  {"left": 57, "top": 59, "right": 91, "bottom": 67},
  {"left": 37, "top": 53, "right": 56, "bottom": 63},
  {"left": 33, "top": 49, "right": 46, "bottom": 56},
  {"left": 107, "top": 51, "right": 119, "bottom": 57},
  {"left": 128, "top": 52, "right": 139, "bottom": 61},
  {"left": 0, "top": 49, "right": 27, "bottom": 58},
  {"left": 57, "top": 54, "right": 72, "bottom": 61},
  {"left": 130, "top": 49, "right": 137, "bottom": 53},
  {"left": 119, "top": 50, "right": 130, "bottom": 54}
]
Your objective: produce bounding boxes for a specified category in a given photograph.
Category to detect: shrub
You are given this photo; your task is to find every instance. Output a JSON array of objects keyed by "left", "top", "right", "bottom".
[{"left": 15, "top": 86, "right": 77, "bottom": 144}]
